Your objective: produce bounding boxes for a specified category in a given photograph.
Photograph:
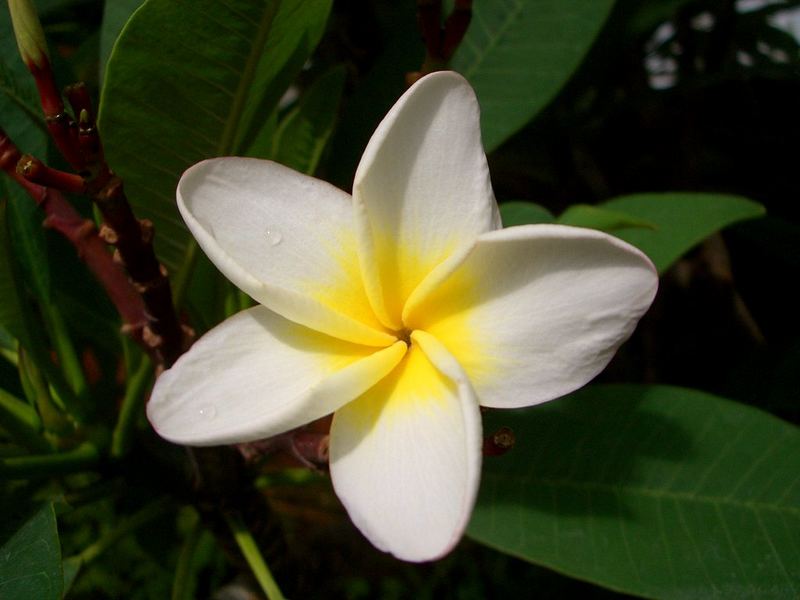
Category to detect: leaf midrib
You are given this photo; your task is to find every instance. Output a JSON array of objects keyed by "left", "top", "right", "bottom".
[
  {"left": 216, "top": 0, "right": 280, "bottom": 156},
  {"left": 461, "top": 0, "right": 525, "bottom": 79}
]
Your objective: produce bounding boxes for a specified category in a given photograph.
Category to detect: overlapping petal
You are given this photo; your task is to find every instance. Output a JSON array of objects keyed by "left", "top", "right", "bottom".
[
  {"left": 404, "top": 225, "right": 658, "bottom": 408},
  {"left": 352, "top": 72, "right": 500, "bottom": 328},
  {"left": 178, "top": 158, "right": 395, "bottom": 346},
  {"left": 147, "top": 306, "right": 407, "bottom": 446},
  {"left": 153, "top": 70, "right": 660, "bottom": 565},
  {"left": 329, "top": 341, "right": 482, "bottom": 562}
]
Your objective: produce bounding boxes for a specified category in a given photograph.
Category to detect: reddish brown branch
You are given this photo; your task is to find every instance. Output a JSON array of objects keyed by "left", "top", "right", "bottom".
[
  {"left": 417, "top": 0, "right": 444, "bottom": 63},
  {"left": 408, "top": 0, "right": 473, "bottom": 85},
  {"left": 28, "top": 58, "right": 85, "bottom": 171},
  {"left": 442, "top": 0, "right": 473, "bottom": 59},
  {"left": 17, "top": 155, "right": 85, "bottom": 194},
  {"left": 19, "top": 64, "right": 188, "bottom": 368},
  {"left": 1, "top": 129, "right": 147, "bottom": 337}
]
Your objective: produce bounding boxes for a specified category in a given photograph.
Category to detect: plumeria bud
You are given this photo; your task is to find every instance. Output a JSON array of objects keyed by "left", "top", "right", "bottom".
[{"left": 7, "top": 0, "right": 50, "bottom": 69}]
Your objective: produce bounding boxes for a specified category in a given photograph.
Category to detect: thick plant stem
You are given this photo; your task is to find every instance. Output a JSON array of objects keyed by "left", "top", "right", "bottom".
[
  {"left": 225, "top": 513, "right": 286, "bottom": 600},
  {"left": 8, "top": 0, "right": 183, "bottom": 368},
  {"left": 13, "top": 42, "right": 187, "bottom": 367},
  {"left": 0, "top": 128, "right": 148, "bottom": 347},
  {"left": 48, "top": 78, "right": 185, "bottom": 367},
  {"left": 408, "top": 0, "right": 472, "bottom": 84}
]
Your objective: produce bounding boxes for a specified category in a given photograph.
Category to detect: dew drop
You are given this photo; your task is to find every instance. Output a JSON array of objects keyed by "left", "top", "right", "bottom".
[
  {"left": 197, "top": 404, "right": 217, "bottom": 419},
  {"left": 265, "top": 229, "right": 282, "bottom": 246}
]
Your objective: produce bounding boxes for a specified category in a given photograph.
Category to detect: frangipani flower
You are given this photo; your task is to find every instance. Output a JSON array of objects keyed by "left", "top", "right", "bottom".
[{"left": 147, "top": 71, "right": 658, "bottom": 562}]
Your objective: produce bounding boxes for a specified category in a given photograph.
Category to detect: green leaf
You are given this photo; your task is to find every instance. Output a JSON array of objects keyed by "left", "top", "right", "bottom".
[
  {"left": 600, "top": 192, "right": 765, "bottom": 273},
  {"left": 99, "top": 0, "right": 333, "bottom": 272},
  {"left": 99, "top": 0, "right": 144, "bottom": 77},
  {"left": 499, "top": 201, "right": 554, "bottom": 226},
  {"left": 0, "top": 11, "right": 48, "bottom": 142},
  {"left": 6, "top": 184, "right": 51, "bottom": 304},
  {"left": 0, "top": 197, "right": 29, "bottom": 346},
  {"left": 271, "top": 65, "right": 347, "bottom": 175},
  {"left": 0, "top": 502, "right": 63, "bottom": 600},
  {"left": 0, "top": 386, "right": 50, "bottom": 453},
  {"left": 469, "top": 384, "right": 800, "bottom": 598},
  {"left": 236, "top": 0, "right": 333, "bottom": 158},
  {"left": 452, "top": 0, "right": 616, "bottom": 152},
  {"left": 557, "top": 204, "right": 656, "bottom": 232},
  {"left": 1, "top": 12, "right": 52, "bottom": 307},
  {"left": 61, "top": 556, "right": 80, "bottom": 594}
]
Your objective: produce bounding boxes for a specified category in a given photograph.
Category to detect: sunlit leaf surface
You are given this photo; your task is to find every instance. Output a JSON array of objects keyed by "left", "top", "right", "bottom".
[{"left": 470, "top": 384, "right": 800, "bottom": 598}]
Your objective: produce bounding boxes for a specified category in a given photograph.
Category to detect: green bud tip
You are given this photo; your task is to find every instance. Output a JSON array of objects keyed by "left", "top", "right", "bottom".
[{"left": 7, "top": 0, "right": 49, "bottom": 69}]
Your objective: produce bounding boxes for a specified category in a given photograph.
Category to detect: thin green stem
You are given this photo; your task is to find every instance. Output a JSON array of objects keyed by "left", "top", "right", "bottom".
[
  {"left": 0, "top": 387, "right": 40, "bottom": 429},
  {"left": 0, "top": 387, "right": 51, "bottom": 452},
  {"left": 18, "top": 347, "right": 72, "bottom": 435},
  {"left": 110, "top": 355, "right": 153, "bottom": 458},
  {"left": 63, "top": 478, "right": 123, "bottom": 508},
  {"left": 0, "top": 440, "right": 99, "bottom": 478},
  {"left": 40, "top": 301, "right": 88, "bottom": 402},
  {"left": 237, "top": 289, "right": 253, "bottom": 311},
  {"left": 224, "top": 286, "right": 239, "bottom": 318},
  {"left": 171, "top": 240, "right": 198, "bottom": 309},
  {"left": 77, "top": 497, "right": 173, "bottom": 565},
  {"left": 171, "top": 510, "right": 204, "bottom": 600},
  {"left": 225, "top": 513, "right": 286, "bottom": 600},
  {"left": 19, "top": 308, "right": 87, "bottom": 422},
  {"left": 0, "top": 346, "right": 18, "bottom": 367},
  {"left": 216, "top": 1, "right": 279, "bottom": 156}
]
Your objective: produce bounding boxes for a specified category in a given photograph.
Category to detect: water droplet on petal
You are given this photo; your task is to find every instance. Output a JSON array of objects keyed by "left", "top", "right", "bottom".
[
  {"left": 197, "top": 404, "right": 216, "bottom": 419},
  {"left": 265, "top": 229, "right": 282, "bottom": 246}
]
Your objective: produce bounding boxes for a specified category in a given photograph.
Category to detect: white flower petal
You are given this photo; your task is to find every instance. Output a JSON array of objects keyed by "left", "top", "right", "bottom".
[
  {"left": 147, "top": 305, "right": 407, "bottom": 446},
  {"left": 352, "top": 71, "right": 498, "bottom": 327},
  {"left": 405, "top": 225, "right": 658, "bottom": 408},
  {"left": 329, "top": 343, "right": 482, "bottom": 562},
  {"left": 178, "top": 157, "right": 394, "bottom": 346}
]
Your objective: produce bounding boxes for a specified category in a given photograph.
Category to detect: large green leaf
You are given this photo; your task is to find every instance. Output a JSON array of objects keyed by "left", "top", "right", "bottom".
[
  {"left": 0, "top": 502, "right": 63, "bottom": 600},
  {"left": 271, "top": 66, "right": 347, "bottom": 175},
  {"left": 5, "top": 183, "right": 51, "bottom": 304},
  {"left": 469, "top": 384, "right": 800, "bottom": 598},
  {"left": 452, "top": 0, "right": 616, "bottom": 152},
  {"left": 501, "top": 194, "right": 765, "bottom": 273},
  {"left": 0, "top": 197, "right": 29, "bottom": 345},
  {"left": 99, "top": 0, "right": 144, "bottom": 76},
  {"left": 499, "top": 201, "right": 554, "bottom": 226},
  {"left": 99, "top": 0, "right": 332, "bottom": 272},
  {"left": 1, "top": 11, "right": 53, "bottom": 306},
  {"left": 600, "top": 193, "right": 765, "bottom": 273},
  {"left": 558, "top": 204, "right": 656, "bottom": 232},
  {"left": 0, "top": 37, "right": 46, "bottom": 140}
]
